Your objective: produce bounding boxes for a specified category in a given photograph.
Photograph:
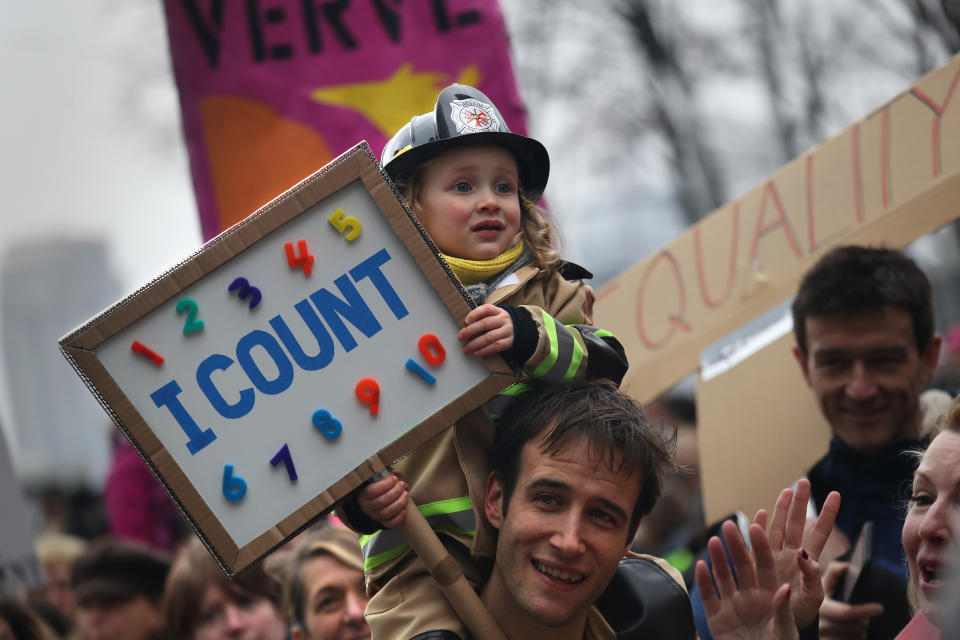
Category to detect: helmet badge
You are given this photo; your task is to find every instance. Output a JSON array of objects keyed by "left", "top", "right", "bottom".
[{"left": 449, "top": 98, "right": 501, "bottom": 135}]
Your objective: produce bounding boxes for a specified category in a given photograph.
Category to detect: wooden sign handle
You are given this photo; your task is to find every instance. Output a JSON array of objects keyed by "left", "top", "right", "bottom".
[{"left": 400, "top": 499, "right": 507, "bottom": 640}]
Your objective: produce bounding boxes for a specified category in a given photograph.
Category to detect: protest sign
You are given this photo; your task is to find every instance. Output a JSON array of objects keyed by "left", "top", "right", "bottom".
[
  {"left": 657, "top": 53, "right": 960, "bottom": 523},
  {"left": 162, "top": 0, "right": 526, "bottom": 239},
  {"left": 596, "top": 52, "right": 960, "bottom": 403},
  {"left": 697, "top": 327, "right": 832, "bottom": 524},
  {"left": 60, "top": 144, "right": 514, "bottom": 573}
]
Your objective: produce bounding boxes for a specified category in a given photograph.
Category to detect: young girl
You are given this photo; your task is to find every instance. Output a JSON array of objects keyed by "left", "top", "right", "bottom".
[{"left": 336, "top": 84, "right": 628, "bottom": 639}]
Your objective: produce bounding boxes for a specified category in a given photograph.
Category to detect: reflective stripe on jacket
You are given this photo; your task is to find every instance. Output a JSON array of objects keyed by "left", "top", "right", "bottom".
[{"left": 360, "top": 497, "right": 477, "bottom": 572}]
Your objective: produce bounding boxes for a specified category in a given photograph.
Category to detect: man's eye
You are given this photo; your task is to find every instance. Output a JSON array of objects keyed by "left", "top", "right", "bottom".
[
  {"left": 869, "top": 356, "right": 902, "bottom": 370},
  {"left": 535, "top": 494, "right": 558, "bottom": 507},
  {"left": 591, "top": 509, "right": 616, "bottom": 525},
  {"left": 816, "top": 358, "right": 847, "bottom": 371},
  {"left": 453, "top": 181, "right": 471, "bottom": 192}
]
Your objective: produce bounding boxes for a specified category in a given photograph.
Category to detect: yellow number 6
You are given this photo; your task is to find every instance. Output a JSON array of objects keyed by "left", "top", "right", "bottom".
[{"left": 328, "top": 208, "right": 361, "bottom": 241}]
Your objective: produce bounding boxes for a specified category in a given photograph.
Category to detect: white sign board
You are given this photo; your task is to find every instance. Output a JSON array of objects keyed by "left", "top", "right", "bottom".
[{"left": 60, "top": 144, "right": 513, "bottom": 573}]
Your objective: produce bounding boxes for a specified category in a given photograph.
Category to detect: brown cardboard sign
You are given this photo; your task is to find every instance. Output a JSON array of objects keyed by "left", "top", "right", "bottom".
[
  {"left": 697, "top": 330, "right": 832, "bottom": 524},
  {"left": 596, "top": 53, "right": 960, "bottom": 403},
  {"left": 59, "top": 143, "right": 514, "bottom": 574}
]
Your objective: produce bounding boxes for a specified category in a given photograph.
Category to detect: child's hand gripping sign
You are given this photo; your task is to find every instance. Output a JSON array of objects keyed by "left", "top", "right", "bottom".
[{"left": 59, "top": 143, "right": 513, "bottom": 574}]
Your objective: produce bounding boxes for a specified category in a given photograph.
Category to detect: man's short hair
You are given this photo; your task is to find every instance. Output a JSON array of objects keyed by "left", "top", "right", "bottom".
[
  {"left": 490, "top": 380, "right": 675, "bottom": 537},
  {"left": 71, "top": 539, "right": 170, "bottom": 607},
  {"left": 792, "top": 245, "right": 934, "bottom": 355}
]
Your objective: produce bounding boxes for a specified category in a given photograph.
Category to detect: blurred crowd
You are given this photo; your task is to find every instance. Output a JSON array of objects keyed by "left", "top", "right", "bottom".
[
  {"left": 2, "top": 508, "right": 371, "bottom": 640},
  {"left": 3, "top": 247, "right": 960, "bottom": 640}
]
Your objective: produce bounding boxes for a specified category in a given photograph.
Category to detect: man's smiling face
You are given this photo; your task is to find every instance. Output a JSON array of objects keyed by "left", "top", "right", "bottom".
[
  {"left": 483, "top": 432, "right": 640, "bottom": 632},
  {"left": 794, "top": 306, "right": 940, "bottom": 455}
]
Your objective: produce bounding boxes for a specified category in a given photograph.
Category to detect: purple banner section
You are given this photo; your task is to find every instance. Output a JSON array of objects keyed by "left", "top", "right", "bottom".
[{"left": 162, "top": 0, "right": 528, "bottom": 239}]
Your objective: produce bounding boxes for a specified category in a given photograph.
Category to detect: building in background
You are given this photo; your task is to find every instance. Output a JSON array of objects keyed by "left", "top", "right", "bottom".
[{"left": 0, "top": 238, "right": 122, "bottom": 490}]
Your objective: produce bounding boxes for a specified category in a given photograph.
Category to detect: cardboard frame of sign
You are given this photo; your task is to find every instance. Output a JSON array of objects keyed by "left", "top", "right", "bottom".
[
  {"left": 59, "top": 143, "right": 514, "bottom": 574},
  {"left": 594, "top": 53, "right": 960, "bottom": 523},
  {"left": 595, "top": 52, "right": 960, "bottom": 405}
]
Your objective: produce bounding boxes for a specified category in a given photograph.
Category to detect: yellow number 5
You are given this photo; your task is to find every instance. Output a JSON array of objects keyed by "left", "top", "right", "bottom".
[{"left": 328, "top": 208, "right": 361, "bottom": 241}]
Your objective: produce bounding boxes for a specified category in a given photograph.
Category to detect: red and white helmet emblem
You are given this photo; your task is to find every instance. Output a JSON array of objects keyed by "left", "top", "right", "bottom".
[{"left": 450, "top": 99, "right": 501, "bottom": 135}]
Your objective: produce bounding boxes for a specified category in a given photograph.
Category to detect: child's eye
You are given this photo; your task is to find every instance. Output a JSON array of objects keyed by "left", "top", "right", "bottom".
[
  {"left": 495, "top": 182, "right": 513, "bottom": 194},
  {"left": 453, "top": 181, "right": 471, "bottom": 193}
]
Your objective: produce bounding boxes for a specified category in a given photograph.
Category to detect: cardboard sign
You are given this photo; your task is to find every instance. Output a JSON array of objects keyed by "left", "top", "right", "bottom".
[
  {"left": 60, "top": 144, "right": 513, "bottom": 573},
  {"left": 162, "top": 0, "right": 528, "bottom": 239},
  {"left": 596, "top": 52, "right": 960, "bottom": 403},
  {"left": 697, "top": 330, "right": 832, "bottom": 524}
]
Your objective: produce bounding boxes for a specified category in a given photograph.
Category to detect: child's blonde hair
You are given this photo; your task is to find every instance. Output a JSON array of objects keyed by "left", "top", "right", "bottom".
[{"left": 398, "top": 163, "right": 562, "bottom": 273}]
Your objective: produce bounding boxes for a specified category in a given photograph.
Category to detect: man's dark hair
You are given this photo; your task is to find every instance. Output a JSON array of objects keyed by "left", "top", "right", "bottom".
[
  {"left": 792, "top": 246, "right": 934, "bottom": 355},
  {"left": 490, "top": 380, "right": 675, "bottom": 539},
  {"left": 71, "top": 539, "right": 171, "bottom": 606}
]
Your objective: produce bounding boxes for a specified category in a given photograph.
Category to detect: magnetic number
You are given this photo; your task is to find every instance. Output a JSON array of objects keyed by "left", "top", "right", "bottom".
[
  {"left": 270, "top": 444, "right": 298, "bottom": 482},
  {"left": 222, "top": 464, "right": 247, "bottom": 501},
  {"left": 405, "top": 334, "right": 446, "bottom": 385},
  {"left": 228, "top": 277, "right": 262, "bottom": 309},
  {"left": 285, "top": 240, "right": 315, "bottom": 275},
  {"left": 312, "top": 409, "right": 343, "bottom": 440},
  {"left": 131, "top": 340, "right": 164, "bottom": 365},
  {"left": 328, "top": 208, "right": 361, "bottom": 241},
  {"left": 418, "top": 334, "right": 446, "bottom": 365},
  {"left": 405, "top": 359, "right": 436, "bottom": 385},
  {"left": 355, "top": 378, "right": 380, "bottom": 416},
  {"left": 175, "top": 298, "right": 205, "bottom": 334}
]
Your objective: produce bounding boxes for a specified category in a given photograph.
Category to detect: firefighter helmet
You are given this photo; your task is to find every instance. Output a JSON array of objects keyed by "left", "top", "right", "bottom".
[{"left": 381, "top": 84, "right": 549, "bottom": 198}]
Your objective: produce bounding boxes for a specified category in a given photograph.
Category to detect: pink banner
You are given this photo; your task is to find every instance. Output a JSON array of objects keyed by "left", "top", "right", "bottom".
[{"left": 162, "top": 0, "right": 528, "bottom": 239}]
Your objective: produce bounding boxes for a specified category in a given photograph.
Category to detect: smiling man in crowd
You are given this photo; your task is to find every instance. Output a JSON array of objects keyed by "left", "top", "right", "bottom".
[
  {"left": 791, "top": 245, "right": 942, "bottom": 638},
  {"left": 477, "top": 380, "right": 693, "bottom": 640}
]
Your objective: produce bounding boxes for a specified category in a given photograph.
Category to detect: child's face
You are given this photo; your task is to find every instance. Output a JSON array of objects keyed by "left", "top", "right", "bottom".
[{"left": 417, "top": 145, "right": 522, "bottom": 261}]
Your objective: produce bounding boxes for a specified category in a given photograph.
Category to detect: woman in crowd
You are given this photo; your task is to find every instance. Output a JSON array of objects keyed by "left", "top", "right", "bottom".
[
  {"left": 163, "top": 538, "right": 287, "bottom": 640},
  {"left": 282, "top": 525, "right": 370, "bottom": 640},
  {"left": 896, "top": 393, "right": 960, "bottom": 639}
]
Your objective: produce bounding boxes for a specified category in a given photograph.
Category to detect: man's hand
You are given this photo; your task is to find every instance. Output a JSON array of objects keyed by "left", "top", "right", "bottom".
[
  {"left": 459, "top": 304, "right": 514, "bottom": 357},
  {"left": 357, "top": 472, "right": 409, "bottom": 528},
  {"left": 818, "top": 561, "right": 884, "bottom": 639},
  {"left": 754, "top": 479, "right": 840, "bottom": 630},
  {"left": 697, "top": 520, "right": 798, "bottom": 640}
]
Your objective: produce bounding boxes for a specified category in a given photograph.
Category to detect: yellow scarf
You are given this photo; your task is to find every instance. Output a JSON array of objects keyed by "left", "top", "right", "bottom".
[{"left": 442, "top": 240, "right": 524, "bottom": 286}]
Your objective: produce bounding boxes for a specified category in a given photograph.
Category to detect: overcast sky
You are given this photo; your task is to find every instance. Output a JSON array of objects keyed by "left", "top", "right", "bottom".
[
  {"left": 0, "top": 1, "right": 202, "bottom": 460},
  {"left": 1, "top": 1, "right": 201, "bottom": 291}
]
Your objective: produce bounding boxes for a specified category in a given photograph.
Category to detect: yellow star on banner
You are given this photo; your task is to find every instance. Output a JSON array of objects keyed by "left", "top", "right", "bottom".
[{"left": 310, "top": 64, "right": 481, "bottom": 136}]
